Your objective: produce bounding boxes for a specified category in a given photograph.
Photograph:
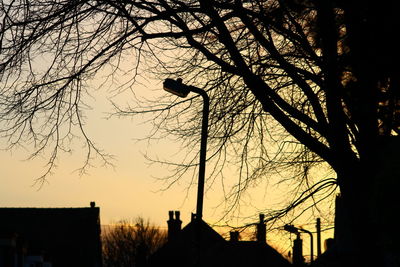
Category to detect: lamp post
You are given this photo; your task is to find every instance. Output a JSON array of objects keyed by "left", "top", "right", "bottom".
[
  {"left": 163, "top": 78, "right": 209, "bottom": 221},
  {"left": 300, "top": 227, "right": 314, "bottom": 264}
]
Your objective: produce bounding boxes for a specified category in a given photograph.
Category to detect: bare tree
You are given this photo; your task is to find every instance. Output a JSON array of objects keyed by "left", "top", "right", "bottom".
[
  {"left": 102, "top": 218, "right": 167, "bottom": 267},
  {"left": 1, "top": 1, "right": 400, "bottom": 265}
]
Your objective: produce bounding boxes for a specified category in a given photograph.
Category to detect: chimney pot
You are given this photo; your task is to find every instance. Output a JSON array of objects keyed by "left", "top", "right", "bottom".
[
  {"left": 256, "top": 213, "right": 266, "bottom": 243},
  {"left": 90, "top": 202, "right": 95, "bottom": 208},
  {"left": 230, "top": 231, "right": 239, "bottom": 242},
  {"left": 175, "top": 211, "right": 181, "bottom": 221}
]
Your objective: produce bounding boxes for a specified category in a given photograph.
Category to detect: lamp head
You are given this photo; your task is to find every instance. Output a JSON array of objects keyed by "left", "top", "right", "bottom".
[
  {"left": 284, "top": 224, "right": 299, "bottom": 234},
  {"left": 163, "top": 78, "right": 190, "bottom": 98}
]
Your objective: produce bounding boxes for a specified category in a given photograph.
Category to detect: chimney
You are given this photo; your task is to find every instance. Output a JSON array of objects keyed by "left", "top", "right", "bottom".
[
  {"left": 167, "top": 211, "right": 182, "bottom": 242},
  {"left": 292, "top": 234, "right": 304, "bottom": 266},
  {"left": 230, "top": 231, "right": 240, "bottom": 242},
  {"left": 90, "top": 201, "right": 96, "bottom": 208},
  {"left": 256, "top": 214, "right": 266, "bottom": 243}
]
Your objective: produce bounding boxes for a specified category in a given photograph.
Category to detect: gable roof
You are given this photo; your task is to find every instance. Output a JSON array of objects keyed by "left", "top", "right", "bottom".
[
  {"left": 149, "top": 219, "right": 225, "bottom": 267},
  {"left": 0, "top": 206, "right": 102, "bottom": 267},
  {"left": 179, "top": 218, "right": 226, "bottom": 245}
]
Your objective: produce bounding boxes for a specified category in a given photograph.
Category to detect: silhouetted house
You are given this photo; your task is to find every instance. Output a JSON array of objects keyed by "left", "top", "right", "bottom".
[
  {"left": 312, "top": 238, "right": 341, "bottom": 267},
  {"left": 149, "top": 211, "right": 225, "bottom": 267},
  {"left": 0, "top": 202, "right": 102, "bottom": 267},
  {"left": 203, "top": 240, "right": 291, "bottom": 267},
  {"left": 149, "top": 212, "right": 290, "bottom": 267}
]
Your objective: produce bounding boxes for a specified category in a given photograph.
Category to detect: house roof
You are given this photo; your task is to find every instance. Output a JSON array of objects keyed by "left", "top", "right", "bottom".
[
  {"left": 179, "top": 218, "right": 226, "bottom": 245},
  {"left": 149, "top": 219, "right": 225, "bottom": 267},
  {"left": 0, "top": 206, "right": 102, "bottom": 267},
  {"left": 203, "top": 241, "right": 291, "bottom": 267},
  {"left": 149, "top": 218, "right": 290, "bottom": 267}
]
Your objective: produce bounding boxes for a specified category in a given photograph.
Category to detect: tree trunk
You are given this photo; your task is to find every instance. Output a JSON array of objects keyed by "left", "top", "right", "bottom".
[{"left": 335, "top": 137, "right": 400, "bottom": 267}]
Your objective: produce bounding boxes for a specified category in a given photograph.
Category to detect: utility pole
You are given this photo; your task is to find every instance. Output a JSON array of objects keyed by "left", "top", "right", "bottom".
[{"left": 316, "top": 218, "right": 322, "bottom": 257}]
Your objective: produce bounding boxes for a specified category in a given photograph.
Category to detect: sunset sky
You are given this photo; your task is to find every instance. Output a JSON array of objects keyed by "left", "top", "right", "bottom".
[
  {"left": 0, "top": 78, "right": 199, "bottom": 225},
  {"left": 0, "top": 74, "right": 334, "bottom": 256}
]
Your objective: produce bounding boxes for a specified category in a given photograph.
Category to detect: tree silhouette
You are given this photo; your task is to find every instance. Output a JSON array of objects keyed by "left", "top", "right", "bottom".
[
  {"left": 102, "top": 218, "right": 167, "bottom": 267},
  {"left": 1, "top": 1, "right": 400, "bottom": 265}
]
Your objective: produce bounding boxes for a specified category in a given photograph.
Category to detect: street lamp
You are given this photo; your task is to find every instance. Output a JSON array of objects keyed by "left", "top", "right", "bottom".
[
  {"left": 284, "top": 224, "right": 300, "bottom": 234},
  {"left": 163, "top": 78, "right": 209, "bottom": 221},
  {"left": 284, "top": 224, "right": 314, "bottom": 264}
]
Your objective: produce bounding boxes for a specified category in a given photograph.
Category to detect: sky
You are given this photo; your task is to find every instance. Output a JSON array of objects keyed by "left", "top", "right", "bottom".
[
  {"left": 0, "top": 79, "right": 198, "bottom": 225},
  {"left": 0, "top": 73, "right": 334, "bottom": 258}
]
